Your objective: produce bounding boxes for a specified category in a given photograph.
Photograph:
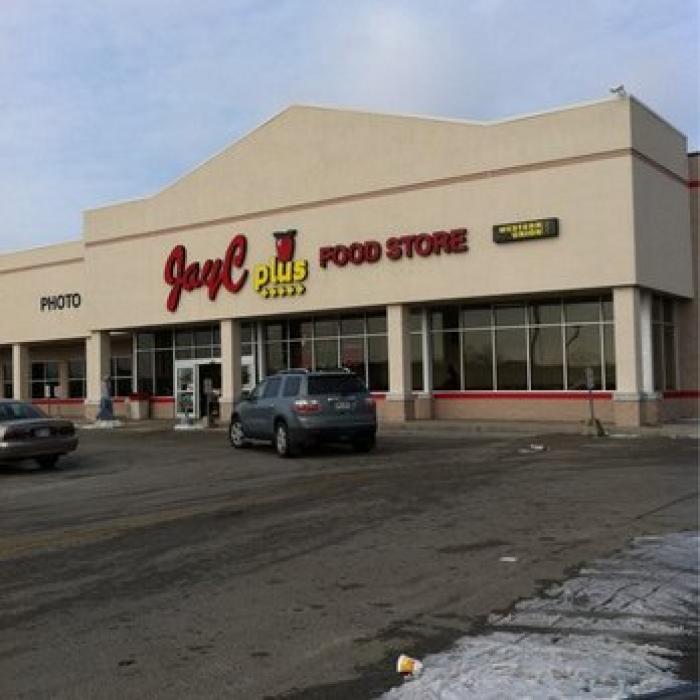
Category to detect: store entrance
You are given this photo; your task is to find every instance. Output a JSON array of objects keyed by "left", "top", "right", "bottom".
[
  {"left": 197, "top": 362, "right": 221, "bottom": 419},
  {"left": 175, "top": 360, "right": 221, "bottom": 419}
]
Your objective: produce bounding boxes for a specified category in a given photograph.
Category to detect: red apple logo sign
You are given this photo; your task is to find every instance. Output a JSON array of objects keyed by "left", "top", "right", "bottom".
[
  {"left": 275, "top": 229, "right": 296, "bottom": 262},
  {"left": 253, "top": 229, "right": 309, "bottom": 299}
]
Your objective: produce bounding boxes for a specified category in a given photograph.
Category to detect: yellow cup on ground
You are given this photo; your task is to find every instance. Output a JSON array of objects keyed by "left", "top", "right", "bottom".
[{"left": 396, "top": 654, "right": 423, "bottom": 676}]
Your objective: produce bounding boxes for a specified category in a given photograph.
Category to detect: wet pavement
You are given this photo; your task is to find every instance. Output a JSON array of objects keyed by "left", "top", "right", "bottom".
[{"left": 0, "top": 429, "right": 697, "bottom": 699}]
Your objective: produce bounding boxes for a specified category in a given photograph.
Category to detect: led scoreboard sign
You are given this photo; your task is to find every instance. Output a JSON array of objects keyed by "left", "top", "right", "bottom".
[{"left": 493, "top": 218, "right": 558, "bottom": 244}]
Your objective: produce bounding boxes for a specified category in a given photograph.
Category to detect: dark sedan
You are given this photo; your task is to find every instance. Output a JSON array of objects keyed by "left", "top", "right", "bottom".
[{"left": 0, "top": 400, "right": 78, "bottom": 469}]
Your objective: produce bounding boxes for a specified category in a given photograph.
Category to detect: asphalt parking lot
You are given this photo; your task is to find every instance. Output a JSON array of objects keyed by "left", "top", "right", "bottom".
[{"left": 1, "top": 427, "right": 697, "bottom": 699}]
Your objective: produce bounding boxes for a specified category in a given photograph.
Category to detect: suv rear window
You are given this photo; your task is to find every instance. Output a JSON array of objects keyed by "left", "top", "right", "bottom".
[
  {"left": 307, "top": 375, "right": 366, "bottom": 396},
  {"left": 283, "top": 376, "right": 302, "bottom": 397},
  {"left": 263, "top": 378, "right": 282, "bottom": 399}
]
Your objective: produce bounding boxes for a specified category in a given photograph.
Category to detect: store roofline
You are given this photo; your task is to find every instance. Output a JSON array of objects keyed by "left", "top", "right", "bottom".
[{"left": 85, "top": 94, "right": 654, "bottom": 215}]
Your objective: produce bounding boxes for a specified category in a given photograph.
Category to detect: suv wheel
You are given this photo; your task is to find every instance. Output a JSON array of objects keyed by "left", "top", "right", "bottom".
[
  {"left": 229, "top": 417, "right": 247, "bottom": 448},
  {"left": 274, "top": 421, "right": 296, "bottom": 458}
]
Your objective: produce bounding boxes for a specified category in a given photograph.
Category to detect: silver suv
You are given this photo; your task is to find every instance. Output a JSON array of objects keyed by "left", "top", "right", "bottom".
[{"left": 228, "top": 369, "right": 377, "bottom": 457}]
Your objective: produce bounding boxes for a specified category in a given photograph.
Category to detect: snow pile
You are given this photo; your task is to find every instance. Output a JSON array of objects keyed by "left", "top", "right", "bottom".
[{"left": 384, "top": 531, "right": 699, "bottom": 700}]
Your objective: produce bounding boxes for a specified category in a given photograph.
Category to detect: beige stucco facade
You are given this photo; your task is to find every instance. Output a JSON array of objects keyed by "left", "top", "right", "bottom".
[{"left": 1, "top": 95, "right": 697, "bottom": 426}]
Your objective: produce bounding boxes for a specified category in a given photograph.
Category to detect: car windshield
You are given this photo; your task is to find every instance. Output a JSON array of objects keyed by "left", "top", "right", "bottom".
[
  {"left": 307, "top": 375, "right": 367, "bottom": 396},
  {"left": 0, "top": 402, "right": 47, "bottom": 421}
]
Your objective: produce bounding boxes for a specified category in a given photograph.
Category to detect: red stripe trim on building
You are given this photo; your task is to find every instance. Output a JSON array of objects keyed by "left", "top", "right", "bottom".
[
  {"left": 371, "top": 392, "right": 386, "bottom": 400},
  {"left": 433, "top": 391, "right": 613, "bottom": 400},
  {"left": 688, "top": 180, "right": 699, "bottom": 188},
  {"left": 149, "top": 396, "right": 175, "bottom": 404},
  {"left": 663, "top": 390, "right": 700, "bottom": 399}
]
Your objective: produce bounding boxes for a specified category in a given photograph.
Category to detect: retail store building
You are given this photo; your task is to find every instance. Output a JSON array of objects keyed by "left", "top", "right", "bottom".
[{"left": 0, "top": 95, "right": 697, "bottom": 426}]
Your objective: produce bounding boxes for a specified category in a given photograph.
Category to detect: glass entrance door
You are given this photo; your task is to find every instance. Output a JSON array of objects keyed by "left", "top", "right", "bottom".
[{"left": 175, "top": 363, "right": 195, "bottom": 418}]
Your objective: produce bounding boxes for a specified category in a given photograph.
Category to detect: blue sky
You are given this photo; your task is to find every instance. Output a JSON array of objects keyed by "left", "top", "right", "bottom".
[{"left": 1, "top": 0, "right": 697, "bottom": 252}]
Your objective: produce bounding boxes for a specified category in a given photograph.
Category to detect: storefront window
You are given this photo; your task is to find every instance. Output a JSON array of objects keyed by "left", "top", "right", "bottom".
[
  {"left": 432, "top": 332, "right": 461, "bottom": 390},
  {"left": 603, "top": 325, "right": 616, "bottom": 390},
  {"left": 289, "top": 318, "right": 313, "bottom": 339},
  {"left": 258, "top": 312, "right": 387, "bottom": 390},
  {"left": 340, "top": 315, "right": 365, "bottom": 336},
  {"left": 652, "top": 297, "right": 676, "bottom": 391},
  {"left": 426, "top": 295, "right": 614, "bottom": 392},
  {"left": 495, "top": 328, "right": 527, "bottom": 390},
  {"left": 341, "top": 337, "right": 365, "bottom": 378},
  {"left": 529, "top": 326, "right": 564, "bottom": 390},
  {"left": 289, "top": 340, "right": 312, "bottom": 369},
  {"left": 30, "top": 361, "right": 59, "bottom": 399},
  {"left": 154, "top": 350, "right": 173, "bottom": 396},
  {"left": 528, "top": 301, "right": 561, "bottom": 326},
  {"left": 265, "top": 342, "right": 287, "bottom": 375},
  {"left": 366, "top": 313, "right": 387, "bottom": 335},
  {"left": 664, "top": 326, "right": 676, "bottom": 390},
  {"left": 463, "top": 306, "right": 492, "bottom": 329},
  {"left": 565, "top": 299, "right": 600, "bottom": 323},
  {"left": 566, "top": 325, "right": 601, "bottom": 389},
  {"left": 111, "top": 356, "right": 133, "bottom": 397},
  {"left": 265, "top": 322, "right": 286, "bottom": 342},
  {"left": 2, "top": 362, "right": 12, "bottom": 398},
  {"left": 367, "top": 335, "right": 388, "bottom": 391},
  {"left": 411, "top": 333, "right": 423, "bottom": 392},
  {"left": 495, "top": 305, "right": 526, "bottom": 327},
  {"left": 463, "top": 329, "right": 493, "bottom": 390},
  {"left": 137, "top": 352, "right": 153, "bottom": 394},
  {"left": 431, "top": 306, "right": 460, "bottom": 331},
  {"left": 68, "top": 359, "right": 86, "bottom": 398},
  {"left": 409, "top": 309, "right": 423, "bottom": 332},
  {"left": 314, "top": 338, "right": 338, "bottom": 370},
  {"left": 314, "top": 316, "right": 338, "bottom": 338},
  {"left": 137, "top": 325, "right": 219, "bottom": 396},
  {"left": 241, "top": 322, "right": 256, "bottom": 359}
]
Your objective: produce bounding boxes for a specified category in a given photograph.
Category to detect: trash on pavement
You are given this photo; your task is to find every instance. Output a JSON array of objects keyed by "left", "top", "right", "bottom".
[
  {"left": 499, "top": 556, "right": 518, "bottom": 563},
  {"left": 396, "top": 654, "right": 423, "bottom": 677},
  {"left": 518, "top": 443, "right": 547, "bottom": 454}
]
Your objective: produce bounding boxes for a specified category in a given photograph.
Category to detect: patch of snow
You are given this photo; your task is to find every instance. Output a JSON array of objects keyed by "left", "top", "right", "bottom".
[{"left": 383, "top": 532, "right": 698, "bottom": 700}]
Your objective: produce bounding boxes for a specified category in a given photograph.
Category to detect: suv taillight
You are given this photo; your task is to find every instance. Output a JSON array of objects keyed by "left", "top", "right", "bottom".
[{"left": 293, "top": 399, "right": 321, "bottom": 414}]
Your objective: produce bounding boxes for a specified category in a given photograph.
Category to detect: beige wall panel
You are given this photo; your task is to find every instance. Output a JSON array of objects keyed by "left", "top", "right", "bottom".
[
  {"left": 84, "top": 99, "right": 634, "bottom": 242},
  {"left": 28, "top": 343, "right": 85, "bottom": 363},
  {"left": 151, "top": 402, "right": 175, "bottom": 419},
  {"left": 85, "top": 157, "right": 636, "bottom": 330},
  {"left": 632, "top": 159, "right": 693, "bottom": 297},
  {"left": 0, "top": 259, "right": 87, "bottom": 344},
  {"left": 0, "top": 241, "right": 83, "bottom": 272},
  {"left": 433, "top": 398, "right": 614, "bottom": 423},
  {"left": 662, "top": 397, "right": 699, "bottom": 421},
  {"left": 629, "top": 99, "right": 688, "bottom": 178}
]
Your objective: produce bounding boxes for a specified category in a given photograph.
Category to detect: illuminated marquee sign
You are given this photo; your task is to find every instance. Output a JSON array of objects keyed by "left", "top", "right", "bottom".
[
  {"left": 253, "top": 230, "right": 309, "bottom": 299},
  {"left": 163, "top": 230, "right": 310, "bottom": 310},
  {"left": 493, "top": 218, "right": 558, "bottom": 244},
  {"left": 163, "top": 236, "right": 248, "bottom": 312}
]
